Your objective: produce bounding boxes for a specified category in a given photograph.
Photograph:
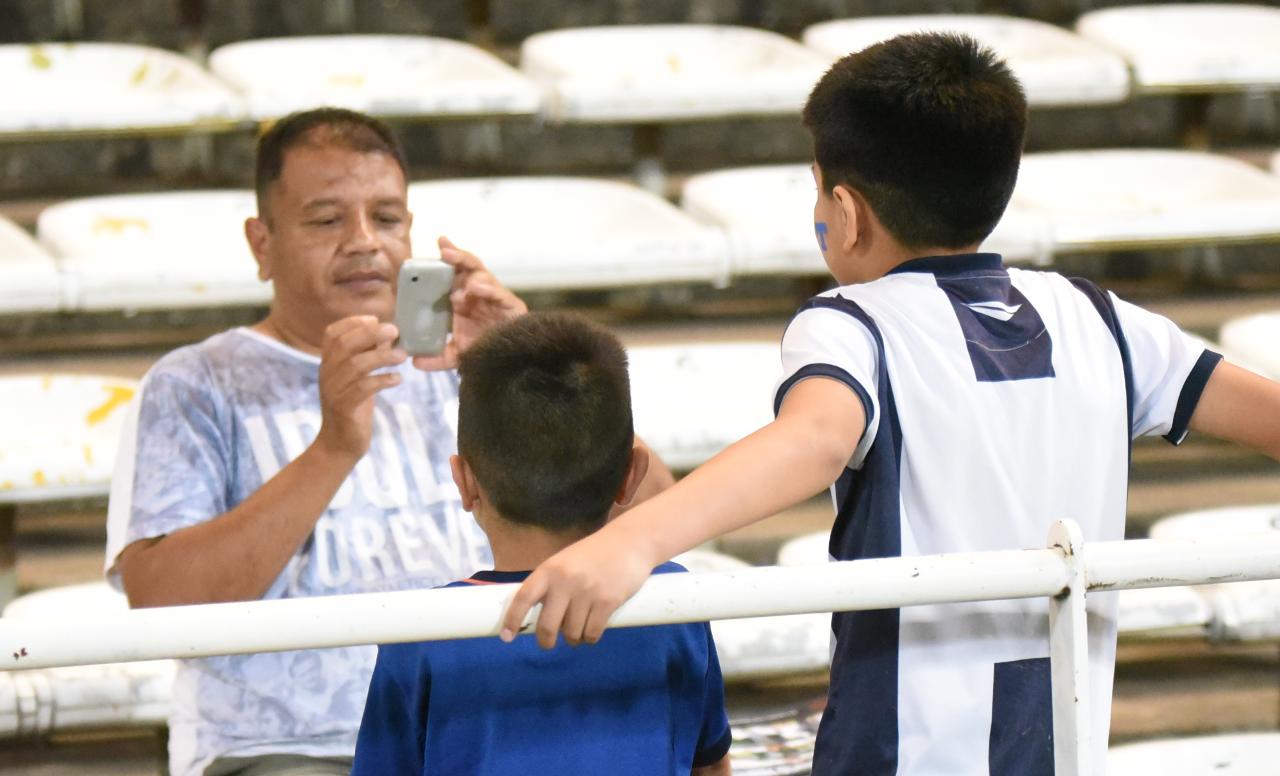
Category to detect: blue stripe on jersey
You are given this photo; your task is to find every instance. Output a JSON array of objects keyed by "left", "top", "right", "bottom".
[
  {"left": 1069, "top": 278, "right": 1136, "bottom": 446},
  {"left": 799, "top": 295, "right": 904, "bottom": 776},
  {"left": 934, "top": 273, "right": 1055, "bottom": 382},
  {"left": 989, "top": 657, "right": 1054, "bottom": 776},
  {"left": 1163, "top": 349, "right": 1223, "bottom": 445},
  {"left": 773, "top": 363, "right": 875, "bottom": 429}
]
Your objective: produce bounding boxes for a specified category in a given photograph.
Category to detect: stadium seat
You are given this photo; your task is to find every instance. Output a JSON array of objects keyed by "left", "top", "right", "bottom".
[
  {"left": 1150, "top": 504, "right": 1280, "bottom": 643},
  {"left": 1077, "top": 4, "right": 1280, "bottom": 94},
  {"left": 208, "top": 35, "right": 543, "bottom": 121},
  {"left": 1108, "top": 732, "right": 1280, "bottom": 774},
  {"left": 803, "top": 15, "right": 1130, "bottom": 107},
  {"left": 0, "top": 216, "right": 61, "bottom": 314},
  {"left": 0, "top": 42, "right": 244, "bottom": 136},
  {"left": 628, "top": 342, "right": 779, "bottom": 471},
  {"left": 1219, "top": 313, "right": 1280, "bottom": 380},
  {"left": 1, "top": 583, "right": 173, "bottom": 737},
  {"left": 681, "top": 164, "right": 1052, "bottom": 274},
  {"left": 407, "top": 177, "right": 729, "bottom": 291},
  {"left": 775, "top": 530, "right": 1212, "bottom": 639},
  {"left": 1011, "top": 150, "right": 1280, "bottom": 253},
  {"left": 37, "top": 190, "right": 266, "bottom": 311},
  {"left": 520, "top": 25, "right": 829, "bottom": 122},
  {"left": 1272, "top": 150, "right": 1279, "bottom": 175}
]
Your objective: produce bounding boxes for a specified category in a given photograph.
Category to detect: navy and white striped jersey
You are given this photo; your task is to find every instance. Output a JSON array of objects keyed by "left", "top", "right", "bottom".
[{"left": 774, "top": 253, "right": 1219, "bottom": 776}]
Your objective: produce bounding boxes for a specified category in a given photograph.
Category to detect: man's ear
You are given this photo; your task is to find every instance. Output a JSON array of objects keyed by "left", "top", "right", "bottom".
[
  {"left": 613, "top": 441, "right": 651, "bottom": 508},
  {"left": 450, "top": 454, "right": 481, "bottom": 511},
  {"left": 245, "top": 216, "right": 272, "bottom": 282},
  {"left": 832, "top": 184, "right": 862, "bottom": 254}
]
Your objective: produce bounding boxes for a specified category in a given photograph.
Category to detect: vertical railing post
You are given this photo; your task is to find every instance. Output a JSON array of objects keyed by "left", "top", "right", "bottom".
[{"left": 1048, "top": 519, "right": 1091, "bottom": 776}]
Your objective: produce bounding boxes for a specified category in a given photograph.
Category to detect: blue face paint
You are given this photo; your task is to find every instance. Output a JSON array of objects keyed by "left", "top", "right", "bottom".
[{"left": 815, "top": 221, "right": 829, "bottom": 252}]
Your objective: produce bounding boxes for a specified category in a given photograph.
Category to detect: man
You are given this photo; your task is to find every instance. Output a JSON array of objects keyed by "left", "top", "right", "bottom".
[{"left": 103, "top": 108, "right": 670, "bottom": 776}]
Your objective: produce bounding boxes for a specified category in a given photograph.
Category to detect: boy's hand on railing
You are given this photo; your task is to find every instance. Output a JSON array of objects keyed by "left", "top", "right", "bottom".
[{"left": 501, "top": 525, "right": 657, "bottom": 649}]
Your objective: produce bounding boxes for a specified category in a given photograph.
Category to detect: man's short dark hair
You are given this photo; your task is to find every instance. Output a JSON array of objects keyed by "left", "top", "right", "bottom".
[
  {"left": 457, "top": 312, "right": 634, "bottom": 533},
  {"left": 802, "top": 32, "right": 1027, "bottom": 250},
  {"left": 254, "top": 107, "right": 408, "bottom": 218}
]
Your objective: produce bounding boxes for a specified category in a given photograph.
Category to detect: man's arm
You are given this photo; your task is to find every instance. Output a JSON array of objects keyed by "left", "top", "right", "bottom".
[
  {"left": 502, "top": 376, "right": 865, "bottom": 648},
  {"left": 116, "top": 317, "right": 403, "bottom": 607},
  {"left": 1188, "top": 361, "right": 1280, "bottom": 459}
]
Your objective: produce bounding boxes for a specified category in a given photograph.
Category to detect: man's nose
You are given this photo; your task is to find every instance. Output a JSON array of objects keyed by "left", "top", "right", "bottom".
[{"left": 342, "top": 210, "right": 380, "bottom": 252}]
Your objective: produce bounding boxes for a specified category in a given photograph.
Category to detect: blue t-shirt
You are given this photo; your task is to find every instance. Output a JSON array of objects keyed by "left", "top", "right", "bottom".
[{"left": 352, "top": 562, "right": 732, "bottom": 775}]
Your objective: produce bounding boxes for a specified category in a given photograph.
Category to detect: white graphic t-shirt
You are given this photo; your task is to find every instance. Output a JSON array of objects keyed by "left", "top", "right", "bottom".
[{"left": 104, "top": 327, "right": 491, "bottom": 776}]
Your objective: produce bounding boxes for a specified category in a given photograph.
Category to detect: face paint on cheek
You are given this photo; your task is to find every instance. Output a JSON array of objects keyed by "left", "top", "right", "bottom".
[{"left": 815, "top": 222, "right": 829, "bottom": 253}]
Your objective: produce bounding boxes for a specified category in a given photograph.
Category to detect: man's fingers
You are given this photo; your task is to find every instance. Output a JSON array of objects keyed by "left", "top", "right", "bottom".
[
  {"left": 560, "top": 599, "right": 590, "bottom": 648},
  {"left": 582, "top": 602, "right": 615, "bottom": 645},
  {"left": 437, "top": 235, "right": 483, "bottom": 273},
  {"left": 501, "top": 573, "right": 547, "bottom": 643},
  {"left": 534, "top": 590, "right": 569, "bottom": 651}
]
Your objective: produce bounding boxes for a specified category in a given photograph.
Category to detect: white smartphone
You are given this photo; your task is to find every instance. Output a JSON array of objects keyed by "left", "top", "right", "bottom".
[{"left": 395, "top": 259, "right": 454, "bottom": 357}]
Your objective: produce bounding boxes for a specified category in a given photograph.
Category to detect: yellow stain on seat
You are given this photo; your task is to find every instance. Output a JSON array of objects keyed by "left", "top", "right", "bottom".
[
  {"left": 83, "top": 444, "right": 95, "bottom": 465},
  {"left": 86, "top": 385, "right": 135, "bottom": 427},
  {"left": 29, "top": 45, "right": 52, "bottom": 70},
  {"left": 131, "top": 61, "right": 151, "bottom": 86},
  {"left": 328, "top": 74, "right": 366, "bottom": 87},
  {"left": 32, "top": 470, "right": 47, "bottom": 486},
  {"left": 92, "top": 216, "right": 149, "bottom": 235},
  {"left": 0, "top": 481, "right": 12, "bottom": 491},
  {"left": 41, "top": 375, "right": 53, "bottom": 390}
]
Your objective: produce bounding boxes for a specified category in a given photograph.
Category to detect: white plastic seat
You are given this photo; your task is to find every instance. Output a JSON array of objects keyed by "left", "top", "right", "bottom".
[
  {"left": 1150, "top": 505, "right": 1280, "bottom": 643},
  {"left": 37, "top": 190, "right": 266, "bottom": 311},
  {"left": 803, "top": 15, "right": 1130, "bottom": 106},
  {"left": 628, "top": 342, "right": 779, "bottom": 471},
  {"left": 521, "top": 25, "right": 829, "bottom": 122},
  {"left": 1, "top": 583, "right": 174, "bottom": 737},
  {"left": 1220, "top": 312, "right": 1280, "bottom": 380},
  {"left": 209, "top": 35, "right": 543, "bottom": 121},
  {"left": 407, "top": 177, "right": 728, "bottom": 291},
  {"left": 1011, "top": 150, "right": 1280, "bottom": 252},
  {"left": 681, "top": 164, "right": 1051, "bottom": 274},
  {"left": 1077, "top": 4, "right": 1280, "bottom": 93},
  {"left": 0, "top": 374, "right": 137, "bottom": 503},
  {"left": 1108, "top": 733, "right": 1280, "bottom": 775},
  {"left": 0, "top": 216, "right": 61, "bottom": 314},
  {"left": 1272, "top": 150, "right": 1279, "bottom": 175},
  {"left": 0, "top": 43, "right": 244, "bottom": 135}
]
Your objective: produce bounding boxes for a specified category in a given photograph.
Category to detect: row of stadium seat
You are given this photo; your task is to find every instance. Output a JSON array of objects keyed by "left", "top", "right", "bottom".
[
  {"left": 4, "top": 6, "right": 1280, "bottom": 136},
  {"left": 2, "top": 148, "right": 1279, "bottom": 314}
]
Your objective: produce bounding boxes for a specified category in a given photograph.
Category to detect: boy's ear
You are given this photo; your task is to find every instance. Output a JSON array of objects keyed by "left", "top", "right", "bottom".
[
  {"left": 832, "top": 184, "right": 862, "bottom": 254},
  {"left": 245, "top": 216, "right": 273, "bottom": 282},
  {"left": 613, "top": 441, "right": 651, "bottom": 508},
  {"left": 450, "top": 454, "right": 481, "bottom": 511}
]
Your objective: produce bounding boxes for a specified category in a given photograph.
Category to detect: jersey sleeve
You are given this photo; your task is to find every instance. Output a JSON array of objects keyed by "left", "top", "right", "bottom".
[
  {"left": 103, "top": 359, "right": 232, "bottom": 588},
  {"left": 1112, "top": 293, "right": 1222, "bottom": 444},
  {"left": 352, "top": 644, "right": 429, "bottom": 775},
  {"left": 775, "top": 301, "right": 881, "bottom": 468},
  {"left": 694, "top": 623, "right": 733, "bottom": 768}
]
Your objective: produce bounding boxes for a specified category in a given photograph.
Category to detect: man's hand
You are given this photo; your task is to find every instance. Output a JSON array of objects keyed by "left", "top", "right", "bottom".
[
  {"left": 413, "top": 236, "right": 528, "bottom": 371},
  {"left": 315, "top": 315, "right": 407, "bottom": 461},
  {"left": 501, "top": 522, "right": 659, "bottom": 649}
]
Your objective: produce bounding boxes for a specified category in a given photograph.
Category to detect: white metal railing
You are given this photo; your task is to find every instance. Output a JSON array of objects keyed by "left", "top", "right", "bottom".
[{"left": 4, "top": 519, "right": 1280, "bottom": 775}]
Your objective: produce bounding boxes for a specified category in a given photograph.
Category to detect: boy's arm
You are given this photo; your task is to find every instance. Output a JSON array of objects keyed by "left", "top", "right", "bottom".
[
  {"left": 502, "top": 376, "right": 865, "bottom": 648},
  {"left": 1188, "top": 361, "right": 1280, "bottom": 459},
  {"left": 693, "top": 755, "right": 732, "bottom": 775}
]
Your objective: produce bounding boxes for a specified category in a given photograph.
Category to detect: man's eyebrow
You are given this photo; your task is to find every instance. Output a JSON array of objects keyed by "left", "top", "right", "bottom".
[{"left": 301, "top": 198, "right": 342, "bottom": 211}]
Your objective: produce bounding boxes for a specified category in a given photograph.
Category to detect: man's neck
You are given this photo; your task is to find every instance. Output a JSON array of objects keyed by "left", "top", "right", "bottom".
[
  {"left": 481, "top": 511, "right": 598, "bottom": 572},
  {"left": 252, "top": 313, "right": 323, "bottom": 356}
]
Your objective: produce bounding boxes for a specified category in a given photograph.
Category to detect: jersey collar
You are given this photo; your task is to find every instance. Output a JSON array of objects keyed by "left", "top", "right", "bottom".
[
  {"left": 887, "top": 252, "right": 1004, "bottom": 277},
  {"left": 466, "top": 569, "right": 532, "bottom": 584}
]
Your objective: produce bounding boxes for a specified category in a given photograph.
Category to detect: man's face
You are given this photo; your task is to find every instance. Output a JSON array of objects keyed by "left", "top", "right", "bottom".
[{"left": 255, "top": 143, "right": 412, "bottom": 330}]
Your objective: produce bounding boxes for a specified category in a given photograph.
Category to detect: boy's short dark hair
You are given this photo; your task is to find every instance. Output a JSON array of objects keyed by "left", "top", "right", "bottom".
[
  {"left": 802, "top": 32, "right": 1027, "bottom": 250},
  {"left": 457, "top": 312, "right": 634, "bottom": 533},
  {"left": 254, "top": 107, "right": 408, "bottom": 219}
]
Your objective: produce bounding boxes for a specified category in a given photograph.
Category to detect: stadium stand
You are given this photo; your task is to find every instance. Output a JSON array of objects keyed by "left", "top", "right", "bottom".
[
  {"left": 1012, "top": 150, "right": 1280, "bottom": 252},
  {"left": 36, "top": 190, "right": 265, "bottom": 311},
  {"left": 0, "top": 42, "right": 244, "bottom": 136},
  {"left": 629, "top": 341, "right": 778, "bottom": 471},
  {"left": 406, "top": 176, "right": 729, "bottom": 290},
  {"left": 680, "top": 164, "right": 1053, "bottom": 274},
  {"left": 0, "top": 373, "right": 137, "bottom": 607},
  {"left": 802, "top": 15, "right": 1130, "bottom": 107},
  {"left": 208, "top": 36, "right": 543, "bottom": 121},
  {"left": 0, "top": 216, "right": 61, "bottom": 314},
  {"left": 520, "top": 25, "right": 829, "bottom": 122},
  {"left": 202, "top": 0, "right": 470, "bottom": 47},
  {"left": 1076, "top": 4, "right": 1280, "bottom": 94},
  {"left": 1220, "top": 312, "right": 1280, "bottom": 379}
]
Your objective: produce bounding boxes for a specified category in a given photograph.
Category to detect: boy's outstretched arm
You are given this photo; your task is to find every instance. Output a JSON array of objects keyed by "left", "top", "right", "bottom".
[
  {"left": 1188, "top": 361, "right": 1280, "bottom": 459},
  {"left": 501, "top": 377, "right": 866, "bottom": 648}
]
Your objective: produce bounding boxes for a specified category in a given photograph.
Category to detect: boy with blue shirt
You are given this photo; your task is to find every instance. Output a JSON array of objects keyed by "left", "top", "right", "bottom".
[
  {"left": 353, "top": 311, "right": 733, "bottom": 776},
  {"left": 503, "top": 33, "right": 1280, "bottom": 776}
]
